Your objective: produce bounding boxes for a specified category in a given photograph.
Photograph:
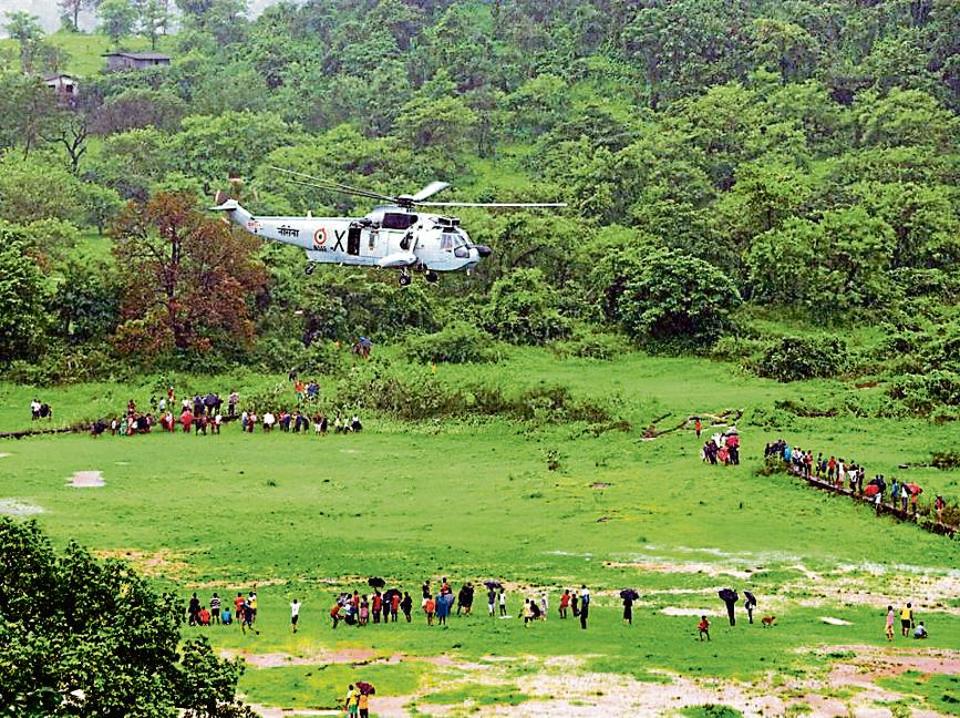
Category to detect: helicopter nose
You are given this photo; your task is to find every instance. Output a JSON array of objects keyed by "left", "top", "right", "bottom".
[{"left": 475, "top": 244, "right": 492, "bottom": 258}]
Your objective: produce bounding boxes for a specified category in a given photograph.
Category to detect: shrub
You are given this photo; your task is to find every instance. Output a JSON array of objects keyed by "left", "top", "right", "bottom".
[
  {"left": 591, "top": 247, "right": 741, "bottom": 348},
  {"left": 751, "top": 335, "right": 847, "bottom": 382},
  {"left": 484, "top": 268, "right": 569, "bottom": 345},
  {"left": 550, "top": 328, "right": 623, "bottom": 360},
  {"left": 403, "top": 321, "right": 501, "bottom": 364}
]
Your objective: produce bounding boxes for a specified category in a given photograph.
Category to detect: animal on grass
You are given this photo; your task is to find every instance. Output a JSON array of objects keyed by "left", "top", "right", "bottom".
[{"left": 761, "top": 615, "right": 777, "bottom": 627}]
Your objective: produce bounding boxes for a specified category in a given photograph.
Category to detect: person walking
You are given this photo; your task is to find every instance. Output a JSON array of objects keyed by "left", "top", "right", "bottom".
[
  {"left": 344, "top": 685, "right": 360, "bottom": 718},
  {"left": 622, "top": 592, "right": 633, "bottom": 626},
  {"left": 719, "top": 588, "right": 739, "bottom": 626},
  {"left": 698, "top": 615, "right": 711, "bottom": 641},
  {"left": 885, "top": 605, "right": 895, "bottom": 641},
  {"left": 290, "top": 598, "right": 300, "bottom": 633}
]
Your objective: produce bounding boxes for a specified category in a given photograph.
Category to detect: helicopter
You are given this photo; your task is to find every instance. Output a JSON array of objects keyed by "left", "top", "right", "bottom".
[{"left": 210, "top": 168, "right": 566, "bottom": 285}]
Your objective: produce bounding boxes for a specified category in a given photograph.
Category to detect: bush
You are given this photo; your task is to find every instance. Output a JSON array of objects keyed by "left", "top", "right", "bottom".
[
  {"left": 484, "top": 268, "right": 569, "bottom": 345},
  {"left": 403, "top": 321, "right": 501, "bottom": 364},
  {"left": 591, "top": 247, "right": 741, "bottom": 348},
  {"left": 751, "top": 335, "right": 848, "bottom": 382},
  {"left": 550, "top": 328, "right": 623, "bottom": 360},
  {"left": 890, "top": 370, "right": 960, "bottom": 413}
]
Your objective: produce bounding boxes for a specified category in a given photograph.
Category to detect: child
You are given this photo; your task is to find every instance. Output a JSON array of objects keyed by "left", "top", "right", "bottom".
[
  {"left": 522, "top": 599, "right": 533, "bottom": 626},
  {"left": 698, "top": 615, "right": 711, "bottom": 641},
  {"left": 221, "top": 607, "right": 232, "bottom": 625},
  {"left": 885, "top": 605, "right": 895, "bottom": 641}
]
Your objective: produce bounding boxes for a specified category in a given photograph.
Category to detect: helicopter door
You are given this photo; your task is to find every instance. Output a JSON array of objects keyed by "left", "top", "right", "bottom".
[{"left": 347, "top": 226, "right": 361, "bottom": 256}]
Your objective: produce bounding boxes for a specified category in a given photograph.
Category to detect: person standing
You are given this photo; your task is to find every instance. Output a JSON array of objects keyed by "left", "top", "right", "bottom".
[
  {"left": 372, "top": 591, "right": 382, "bottom": 624},
  {"left": 234, "top": 593, "right": 245, "bottom": 626},
  {"left": 358, "top": 689, "right": 370, "bottom": 718},
  {"left": 401, "top": 592, "right": 413, "bottom": 622},
  {"left": 900, "top": 603, "right": 913, "bottom": 637},
  {"left": 210, "top": 593, "right": 222, "bottom": 625},
  {"left": 559, "top": 589, "right": 570, "bottom": 619},
  {"left": 622, "top": 592, "right": 633, "bottom": 626},
  {"left": 390, "top": 591, "right": 400, "bottom": 622},
  {"left": 188, "top": 593, "right": 201, "bottom": 626},
  {"left": 344, "top": 685, "right": 360, "bottom": 718},
  {"left": 885, "top": 605, "right": 895, "bottom": 641},
  {"left": 498, "top": 588, "right": 507, "bottom": 617},
  {"left": 290, "top": 598, "right": 300, "bottom": 633},
  {"left": 935, "top": 495, "right": 946, "bottom": 525},
  {"left": 719, "top": 588, "right": 739, "bottom": 626},
  {"left": 424, "top": 596, "right": 436, "bottom": 626},
  {"left": 744, "top": 591, "right": 757, "bottom": 624},
  {"left": 539, "top": 593, "right": 548, "bottom": 621},
  {"left": 694, "top": 418, "right": 702, "bottom": 438},
  {"left": 228, "top": 390, "right": 239, "bottom": 418},
  {"left": 579, "top": 585, "right": 590, "bottom": 629},
  {"left": 487, "top": 586, "right": 496, "bottom": 617}
]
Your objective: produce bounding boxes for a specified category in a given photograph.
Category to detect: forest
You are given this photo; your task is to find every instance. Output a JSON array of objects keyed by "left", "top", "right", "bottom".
[{"left": 0, "top": 0, "right": 959, "bottom": 405}]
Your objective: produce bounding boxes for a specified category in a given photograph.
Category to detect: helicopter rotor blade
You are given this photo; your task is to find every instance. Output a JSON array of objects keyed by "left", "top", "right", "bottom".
[
  {"left": 269, "top": 166, "right": 397, "bottom": 203},
  {"left": 284, "top": 178, "right": 393, "bottom": 203},
  {"left": 415, "top": 201, "right": 568, "bottom": 208},
  {"left": 411, "top": 181, "right": 451, "bottom": 202}
]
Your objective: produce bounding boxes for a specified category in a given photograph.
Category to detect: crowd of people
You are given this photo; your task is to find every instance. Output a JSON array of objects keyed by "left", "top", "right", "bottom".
[
  {"left": 86, "top": 382, "right": 364, "bottom": 439},
  {"left": 765, "top": 438, "right": 951, "bottom": 526},
  {"left": 701, "top": 428, "right": 740, "bottom": 466}
]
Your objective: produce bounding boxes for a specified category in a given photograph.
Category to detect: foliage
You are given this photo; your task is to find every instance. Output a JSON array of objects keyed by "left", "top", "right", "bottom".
[
  {"left": 403, "top": 321, "right": 500, "bottom": 364},
  {"left": 592, "top": 247, "right": 741, "bottom": 348},
  {"left": 0, "top": 517, "right": 254, "bottom": 717},
  {"left": 483, "top": 268, "right": 568, "bottom": 345},
  {"left": 750, "top": 335, "right": 849, "bottom": 382},
  {"left": 550, "top": 327, "right": 624, "bottom": 360},
  {"left": 110, "top": 191, "right": 267, "bottom": 360},
  {"left": 0, "top": 239, "right": 50, "bottom": 364}
]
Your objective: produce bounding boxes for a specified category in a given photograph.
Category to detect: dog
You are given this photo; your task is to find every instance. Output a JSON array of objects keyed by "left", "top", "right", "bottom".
[{"left": 761, "top": 615, "right": 777, "bottom": 627}]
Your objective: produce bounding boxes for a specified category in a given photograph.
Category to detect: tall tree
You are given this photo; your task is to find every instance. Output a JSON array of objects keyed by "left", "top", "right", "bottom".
[
  {"left": 97, "top": 0, "right": 138, "bottom": 47},
  {"left": 0, "top": 237, "right": 49, "bottom": 365},
  {"left": 110, "top": 192, "right": 267, "bottom": 357},
  {"left": 3, "top": 11, "right": 44, "bottom": 72}
]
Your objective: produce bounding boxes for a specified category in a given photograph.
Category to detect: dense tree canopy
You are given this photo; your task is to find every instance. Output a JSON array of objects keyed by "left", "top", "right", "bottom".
[
  {"left": 0, "top": 0, "right": 958, "bottom": 376},
  {"left": 0, "top": 517, "right": 255, "bottom": 717}
]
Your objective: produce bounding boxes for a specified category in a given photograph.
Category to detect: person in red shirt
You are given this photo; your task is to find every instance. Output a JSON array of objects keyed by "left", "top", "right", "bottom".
[
  {"left": 234, "top": 593, "right": 245, "bottom": 623},
  {"left": 180, "top": 409, "right": 193, "bottom": 433},
  {"left": 390, "top": 592, "right": 400, "bottom": 622},
  {"left": 694, "top": 418, "right": 702, "bottom": 438},
  {"left": 559, "top": 589, "right": 571, "bottom": 619},
  {"left": 424, "top": 597, "right": 436, "bottom": 625},
  {"left": 372, "top": 592, "right": 383, "bottom": 624},
  {"left": 198, "top": 606, "right": 211, "bottom": 626},
  {"left": 698, "top": 615, "right": 711, "bottom": 641},
  {"left": 330, "top": 601, "right": 342, "bottom": 629}
]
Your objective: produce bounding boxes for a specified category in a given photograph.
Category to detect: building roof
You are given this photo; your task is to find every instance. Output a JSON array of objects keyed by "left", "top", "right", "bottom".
[
  {"left": 102, "top": 51, "right": 171, "bottom": 60},
  {"left": 44, "top": 73, "right": 78, "bottom": 82}
]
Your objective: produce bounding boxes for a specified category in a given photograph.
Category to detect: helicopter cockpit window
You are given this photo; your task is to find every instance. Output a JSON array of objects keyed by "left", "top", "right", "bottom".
[
  {"left": 441, "top": 234, "right": 454, "bottom": 251},
  {"left": 382, "top": 213, "right": 417, "bottom": 230}
]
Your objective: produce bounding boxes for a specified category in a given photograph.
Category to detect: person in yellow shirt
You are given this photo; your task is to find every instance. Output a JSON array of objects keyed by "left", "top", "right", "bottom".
[
  {"left": 900, "top": 603, "right": 913, "bottom": 637},
  {"left": 343, "top": 684, "right": 360, "bottom": 717},
  {"left": 358, "top": 690, "right": 370, "bottom": 718}
]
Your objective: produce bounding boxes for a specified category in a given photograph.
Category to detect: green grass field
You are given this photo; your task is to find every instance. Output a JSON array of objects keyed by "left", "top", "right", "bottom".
[
  {"left": 0, "top": 31, "right": 176, "bottom": 78},
  {"left": 3, "top": 349, "right": 960, "bottom": 716}
]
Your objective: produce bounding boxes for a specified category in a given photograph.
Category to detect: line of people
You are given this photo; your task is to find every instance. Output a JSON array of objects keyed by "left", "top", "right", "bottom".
[{"left": 766, "top": 438, "right": 952, "bottom": 526}]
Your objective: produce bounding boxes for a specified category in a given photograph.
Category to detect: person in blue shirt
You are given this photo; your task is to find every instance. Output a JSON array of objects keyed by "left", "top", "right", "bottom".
[{"left": 221, "top": 607, "right": 232, "bottom": 625}]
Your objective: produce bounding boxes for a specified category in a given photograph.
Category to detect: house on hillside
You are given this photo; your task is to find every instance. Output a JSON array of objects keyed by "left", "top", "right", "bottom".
[
  {"left": 103, "top": 51, "right": 171, "bottom": 72},
  {"left": 44, "top": 73, "right": 79, "bottom": 97}
]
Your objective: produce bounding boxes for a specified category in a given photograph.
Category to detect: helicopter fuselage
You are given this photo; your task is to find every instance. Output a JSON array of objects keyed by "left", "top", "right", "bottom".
[{"left": 217, "top": 200, "right": 486, "bottom": 275}]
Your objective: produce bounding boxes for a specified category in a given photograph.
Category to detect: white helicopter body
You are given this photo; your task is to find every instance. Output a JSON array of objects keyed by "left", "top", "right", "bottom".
[{"left": 212, "top": 171, "right": 563, "bottom": 284}]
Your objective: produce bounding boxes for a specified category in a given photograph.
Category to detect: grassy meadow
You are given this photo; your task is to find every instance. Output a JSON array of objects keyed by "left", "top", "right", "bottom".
[{"left": 3, "top": 349, "right": 960, "bottom": 715}]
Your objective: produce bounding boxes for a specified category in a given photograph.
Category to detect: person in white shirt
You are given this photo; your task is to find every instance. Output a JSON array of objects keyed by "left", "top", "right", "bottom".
[
  {"left": 263, "top": 412, "right": 275, "bottom": 431},
  {"left": 290, "top": 598, "right": 300, "bottom": 633}
]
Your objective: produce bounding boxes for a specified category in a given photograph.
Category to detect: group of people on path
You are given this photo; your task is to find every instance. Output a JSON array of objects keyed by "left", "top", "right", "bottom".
[{"left": 766, "top": 438, "right": 952, "bottom": 526}]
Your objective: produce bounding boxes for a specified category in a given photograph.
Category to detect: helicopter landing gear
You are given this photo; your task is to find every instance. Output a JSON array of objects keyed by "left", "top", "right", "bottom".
[
  {"left": 398, "top": 271, "right": 412, "bottom": 287},
  {"left": 425, "top": 270, "right": 439, "bottom": 284},
  {"left": 304, "top": 263, "right": 316, "bottom": 276}
]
